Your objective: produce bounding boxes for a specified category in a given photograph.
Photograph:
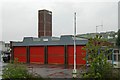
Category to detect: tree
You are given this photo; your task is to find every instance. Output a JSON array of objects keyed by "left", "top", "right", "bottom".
[
  {"left": 82, "top": 35, "right": 113, "bottom": 78},
  {"left": 116, "top": 29, "right": 120, "bottom": 47}
]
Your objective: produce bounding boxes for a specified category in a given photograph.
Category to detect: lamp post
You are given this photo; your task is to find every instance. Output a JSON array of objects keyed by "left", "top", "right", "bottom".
[
  {"left": 72, "top": 12, "right": 77, "bottom": 78},
  {"left": 96, "top": 25, "right": 103, "bottom": 33}
]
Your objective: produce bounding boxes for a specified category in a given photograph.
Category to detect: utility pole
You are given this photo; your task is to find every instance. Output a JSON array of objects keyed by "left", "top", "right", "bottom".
[
  {"left": 72, "top": 12, "right": 77, "bottom": 78},
  {"left": 96, "top": 26, "right": 98, "bottom": 33},
  {"left": 96, "top": 25, "right": 103, "bottom": 33}
]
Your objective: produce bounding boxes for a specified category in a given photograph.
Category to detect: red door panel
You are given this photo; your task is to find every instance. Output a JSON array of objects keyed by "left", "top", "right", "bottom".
[
  {"left": 48, "top": 56, "right": 64, "bottom": 64},
  {"left": 68, "top": 56, "right": 74, "bottom": 65},
  {"left": 48, "top": 46, "right": 64, "bottom": 64},
  {"left": 14, "top": 47, "right": 27, "bottom": 63},
  {"left": 67, "top": 45, "right": 86, "bottom": 65},
  {"left": 30, "top": 46, "right": 44, "bottom": 64}
]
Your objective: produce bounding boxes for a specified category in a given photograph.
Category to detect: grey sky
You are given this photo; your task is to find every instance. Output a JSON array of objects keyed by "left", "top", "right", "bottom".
[{"left": 1, "top": 0, "right": 119, "bottom": 42}]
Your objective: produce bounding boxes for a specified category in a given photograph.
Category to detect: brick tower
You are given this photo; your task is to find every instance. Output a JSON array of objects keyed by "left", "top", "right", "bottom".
[{"left": 38, "top": 9, "right": 52, "bottom": 37}]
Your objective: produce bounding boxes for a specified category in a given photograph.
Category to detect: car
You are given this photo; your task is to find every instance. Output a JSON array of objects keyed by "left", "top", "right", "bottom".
[{"left": 2, "top": 52, "right": 10, "bottom": 63}]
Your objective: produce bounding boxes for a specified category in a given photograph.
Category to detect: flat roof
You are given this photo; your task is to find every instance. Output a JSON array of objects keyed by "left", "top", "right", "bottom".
[{"left": 11, "top": 35, "right": 88, "bottom": 46}]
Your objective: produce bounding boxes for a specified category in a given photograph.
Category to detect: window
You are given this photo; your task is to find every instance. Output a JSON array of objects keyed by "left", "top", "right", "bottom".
[
  {"left": 108, "top": 55, "right": 112, "bottom": 60},
  {"left": 33, "top": 38, "right": 41, "bottom": 41},
  {"left": 114, "top": 50, "right": 119, "bottom": 53},
  {"left": 114, "top": 55, "right": 116, "bottom": 61},
  {"left": 5, "top": 44, "right": 10, "bottom": 47},
  {"left": 43, "top": 39, "right": 48, "bottom": 41},
  {"left": 118, "top": 55, "right": 120, "bottom": 61}
]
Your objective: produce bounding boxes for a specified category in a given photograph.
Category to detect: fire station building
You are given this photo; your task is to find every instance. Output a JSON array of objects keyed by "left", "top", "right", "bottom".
[{"left": 10, "top": 35, "right": 88, "bottom": 66}]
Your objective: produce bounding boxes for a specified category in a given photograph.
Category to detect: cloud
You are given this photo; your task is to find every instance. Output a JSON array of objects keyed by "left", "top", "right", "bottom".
[
  {"left": 52, "top": 2, "right": 118, "bottom": 35},
  {"left": 0, "top": 1, "right": 2, "bottom": 41},
  {"left": 1, "top": 1, "right": 118, "bottom": 42}
]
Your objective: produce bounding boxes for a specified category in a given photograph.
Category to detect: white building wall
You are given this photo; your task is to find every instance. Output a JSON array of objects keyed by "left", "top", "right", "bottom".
[
  {"left": 0, "top": 41, "right": 6, "bottom": 51},
  {"left": 0, "top": 41, "right": 6, "bottom": 61}
]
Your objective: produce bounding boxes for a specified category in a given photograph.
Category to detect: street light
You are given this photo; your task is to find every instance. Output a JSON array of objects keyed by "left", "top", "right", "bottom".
[
  {"left": 96, "top": 25, "right": 103, "bottom": 33},
  {"left": 72, "top": 12, "right": 77, "bottom": 78}
]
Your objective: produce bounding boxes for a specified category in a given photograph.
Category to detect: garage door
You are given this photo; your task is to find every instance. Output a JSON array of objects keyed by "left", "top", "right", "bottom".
[
  {"left": 67, "top": 45, "right": 86, "bottom": 65},
  {"left": 48, "top": 46, "right": 64, "bottom": 64},
  {"left": 14, "top": 47, "right": 27, "bottom": 63},
  {"left": 30, "top": 46, "right": 44, "bottom": 64}
]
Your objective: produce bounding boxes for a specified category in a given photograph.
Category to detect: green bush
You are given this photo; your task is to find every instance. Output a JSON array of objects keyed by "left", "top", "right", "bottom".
[
  {"left": 82, "top": 35, "right": 120, "bottom": 79},
  {"left": 2, "top": 63, "right": 32, "bottom": 79},
  {"left": 2, "top": 59, "right": 44, "bottom": 80}
]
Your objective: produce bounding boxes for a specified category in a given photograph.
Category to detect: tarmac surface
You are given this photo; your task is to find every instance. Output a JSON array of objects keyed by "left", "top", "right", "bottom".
[
  {"left": 27, "top": 64, "right": 86, "bottom": 78},
  {"left": 0, "top": 61, "right": 86, "bottom": 79}
]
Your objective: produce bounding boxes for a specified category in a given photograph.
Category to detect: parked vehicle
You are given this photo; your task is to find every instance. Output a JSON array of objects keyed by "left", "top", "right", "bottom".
[{"left": 2, "top": 52, "right": 10, "bottom": 63}]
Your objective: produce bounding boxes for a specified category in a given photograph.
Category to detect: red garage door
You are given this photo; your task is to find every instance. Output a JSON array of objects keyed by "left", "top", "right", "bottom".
[
  {"left": 14, "top": 47, "right": 27, "bottom": 63},
  {"left": 67, "top": 45, "right": 86, "bottom": 65},
  {"left": 48, "top": 46, "right": 64, "bottom": 64},
  {"left": 30, "top": 46, "right": 44, "bottom": 64}
]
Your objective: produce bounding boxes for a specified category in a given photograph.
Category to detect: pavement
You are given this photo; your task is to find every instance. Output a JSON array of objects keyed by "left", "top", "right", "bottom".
[
  {"left": 0, "top": 61, "right": 86, "bottom": 79},
  {"left": 27, "top": 64, "right": 86, "bottom": 78},
  {"left": 0, "top": 62, "right": 7, "bottom": 79},
  {"left": 0, "top": 62, "right": 2, "bottom": 79}
]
